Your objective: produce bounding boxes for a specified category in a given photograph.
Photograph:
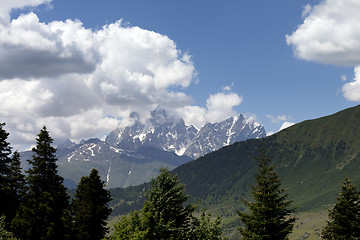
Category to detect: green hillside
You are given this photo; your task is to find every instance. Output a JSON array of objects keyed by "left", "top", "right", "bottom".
[
  {"left": 109, "top": 105, "right": 360, "bottom": 238},
  {"left": 172, "top": 104, "right": 360, "bottom": 211}
]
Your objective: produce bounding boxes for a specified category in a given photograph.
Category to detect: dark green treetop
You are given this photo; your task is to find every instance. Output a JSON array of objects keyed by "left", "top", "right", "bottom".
[
  {"left": 72, "top": 168, "right": 112, "bottom": 240},
  {"left": 0, "top": 123, "right": 12, "bottom": 219},
  {"left": 238, "top": 149, "right": 296, "bottom": 240},
  {"left": 110, "top": 210, "right": 147, "bottom": 240},
  {"left": 0, "top": 215, "right": 17, "bottom": 240},
  {"left": 111, "top": 168, "right": 223, "bottom": 240},
  {"left": 11, "top": 126, "right": 72, "bottom": 240},
  {"left": 0, "top": 123, "right": 11, "bottom": 176},
  {"left": 322, "top": 177, "right": 360, "bottom": 239},
  {"left": 4, "top": 151, "right": 26, "bottom": 223},
  {"left": 142, "top": 168, "right": 196, "bottom": 240}
]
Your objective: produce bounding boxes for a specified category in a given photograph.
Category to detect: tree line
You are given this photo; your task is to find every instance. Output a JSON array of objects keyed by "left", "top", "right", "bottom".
[
  {"left": 0, "top": 124, "right": 111, "bottom": 240},
  {"left": 1, "top": 122, "right": 360, "bottom": 239},
  {"left": 109, "top": 146, "right": 360, "bottom": 239}
]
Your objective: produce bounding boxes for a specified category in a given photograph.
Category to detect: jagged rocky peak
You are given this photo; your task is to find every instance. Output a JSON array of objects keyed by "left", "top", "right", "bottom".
[
  {"left": 183, "top": 114, "right": 266, "bottom": 159},
  {"left": 81, "top": 138, "right": 102, "bottom": 145},
  {"left": 105, "top": 107, "right": 266, "bottom": 159},
  {"left": 105, "top": 107, "right": 198, "bottom": 154},
  {"left": 57, "top": 139, "right": 76, "bottom": 150}
]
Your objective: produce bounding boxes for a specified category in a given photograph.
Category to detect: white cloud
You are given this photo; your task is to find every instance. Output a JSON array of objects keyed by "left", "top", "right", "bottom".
[
  {"left": 302, "top": 4, "right": 312, "bottom": 18},
  {"left": 178, "top": 92, "right": 243, "bottom": 128},
  {"left": 342, "top": 66, "right": 360, "bottom": 102},
  {"left": 0, "top": 3, "right": 203, "bottom": 149},
  {"left": 0, "top": 13, "right": 99, "bottom": 79},
  {"left": 278, "top": 121, "right": 296, "bottom": 131},
  {"left": 286, "top": 0, "right": 360, "bottom": 66},
  {"left": 286, "top": 0, "right": 360, "bottom": 102},
  {"left": 222, "top": 83, "right": 234, "bottom": 92},
  {"left": 266, "top": 114, "right": 292, "bottom": 123},
  {"left": 0, "top": 0, "right": 51, "bottom": 24}
]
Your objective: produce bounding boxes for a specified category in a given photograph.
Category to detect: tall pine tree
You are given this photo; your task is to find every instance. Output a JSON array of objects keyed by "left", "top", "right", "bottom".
[
  {"left": 72, "top": 168, "right": 112, "bottom": 240},
  {"left": 5, "top": 151, "right": 26, "bottom": 224},
  {"left": 237, "top": 149, "right": 296, "bottom": 240},
  {"left": 0, "top": 123, "right": 12, "bottom": 220},
  {"left": 12, "top": 126, "right": 72, "bottom": 240},
  {"left": 322, "top": 177, "right": 360, "bottom": 239},
  {"left": 142, "top": 168, "right": 196, "bottom": 240},
  {"left": 110, "top": 168, "right": 223, "bottom": 240}
]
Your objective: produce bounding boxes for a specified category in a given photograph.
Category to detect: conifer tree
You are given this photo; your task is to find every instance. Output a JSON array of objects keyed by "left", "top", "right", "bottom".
[
  {"left": 0, "top": 215, "right": 17, "bottom": 240},
  {"left": 142, "top": 168, "right": 196, "bottom": 240},
  {"left": 110, "top": 211, "right": 147, "bottom": 240},
  {"left": 322, "top": 177, "right": 360, "bottom": 239},
  {"left": 5, "top": 151, "right": 26, "bottom": 223},
  {"left": 72, "top": 168, "right": 112, "bottom": 240},
  {"left": 186, "top": 208, "right": 223, "bottom": 240},
  {"left": 238, "top": 150, "right": 296, "bottom": 240},
  {"left": 12, "top": 126, "right": 72, "bottom": 240},
  {"left": 0, "top": 123, "right": 12, "bottom": 219},
  {"left": 110, "top": 168, "right": 223, "bottom": 240}
]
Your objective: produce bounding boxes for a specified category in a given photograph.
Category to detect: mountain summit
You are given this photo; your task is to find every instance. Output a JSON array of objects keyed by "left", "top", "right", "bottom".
[
  {"left": 106, "top": 108, "right": 266, "bottom": 159},
  {"left": 21, "top": 108, "right": 265, "bottom": 189}
]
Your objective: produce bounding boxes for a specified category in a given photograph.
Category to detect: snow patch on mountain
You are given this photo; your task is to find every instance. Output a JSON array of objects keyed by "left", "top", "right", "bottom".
[{"left": 106, "top": 108, "right": 266, "bottom": 159}]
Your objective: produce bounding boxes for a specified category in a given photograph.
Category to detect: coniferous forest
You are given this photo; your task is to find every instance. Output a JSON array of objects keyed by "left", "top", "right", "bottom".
[{"left": 0, "top": 124, "right": 111, "bottom": 240}]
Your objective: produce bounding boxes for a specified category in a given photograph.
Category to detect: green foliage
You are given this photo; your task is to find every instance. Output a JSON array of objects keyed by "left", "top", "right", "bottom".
[
  {"left": 0, "top": 123, "right": 13, "bottom": 221},
  {"left": 186, "top": 209, "right": 223, "bottom": 240},
  {"left": 238, "top": 149, "right": 296, "bottom": 240},
  {"left": 72, "top": 168, "right": 112, "bottom": 240},
  {"left": 0, "top": 215, "right": 17, "bottom": 240},
  {"left": 110, "top": 168, "right": 224, "bottom": 240},
  {"left": 142, "top": 168, "right": 196, "bottom": 240},
  {"left": 0, "top": 122, "right": 11, "bottom": 178},
  {"left": 322, "top": 177, "right": 360, "bottom": 239},
  {"left": 12, "top": 126, "right": 72, "bottom": 240},
  {"left": 5, "top": 151, "right": 26, "bottom": 223},
  {"left": 0, "top": 124, "right": 25, "bottom": 229},
  {"left": 109, "top": 183, "right": 148, "bottom": 216},
  {"left": 110, "top": 211, "right": 147, "bottom": 240}
]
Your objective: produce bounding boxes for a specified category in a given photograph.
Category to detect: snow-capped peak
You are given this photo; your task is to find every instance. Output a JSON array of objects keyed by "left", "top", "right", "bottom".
[{"left": 105, "top": 108, "right": 266, "bottom": 159}]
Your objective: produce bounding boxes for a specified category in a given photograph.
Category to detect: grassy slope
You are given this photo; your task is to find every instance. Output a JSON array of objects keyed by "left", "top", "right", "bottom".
[
  {"left": 108, "top": 105, "right": 360, "bottom": 239},
  {"left": 173, "top": 104, "right": 360, "bottom": 211}
]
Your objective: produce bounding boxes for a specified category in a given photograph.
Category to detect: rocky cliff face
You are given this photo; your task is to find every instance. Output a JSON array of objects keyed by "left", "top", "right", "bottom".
[
  {"left": 184, "top": 114, "right": 266, "bottom": 159},
  {"left": 106, "top": 108, "right": 266, "bottom": 159},
  {"left": 20, "top": 108, "right": 266, "bottom": 189}
]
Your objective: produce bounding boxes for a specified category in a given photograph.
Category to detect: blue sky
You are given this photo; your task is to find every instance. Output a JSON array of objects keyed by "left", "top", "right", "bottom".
[{"left": 1, "top": 0, "right": 359, "bottom": 149}]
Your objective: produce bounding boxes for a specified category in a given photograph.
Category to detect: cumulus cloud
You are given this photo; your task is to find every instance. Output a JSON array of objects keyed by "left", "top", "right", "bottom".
[
  {"left": 0, "top": 13, "right": 99, "bottom": 79},
  {"left": 286, "top": 0, "right": 360, "bottom": 66},
  {"left": 266, "top": 114, "right": 292, "bottom": 123},
  {"left": 178, "top": 92, "right": 243, "bottom": 128},
  {"left": 278, "top": 121, "right": 296, "bottom": 131},
  {"left": 0, "top": 0, "right": 51, "bottom": 24},
  {"left": 286, "top": 0, "right": 360, "bottom": 102},
  {"left": 0, "top": 1, "right": 245, "bottom": 150},
  {"left": 342, "top": 66, "right": 360, "bottom": 102},
  {"left": 0, "top": 2, "right": 203, "bottom": 149}
]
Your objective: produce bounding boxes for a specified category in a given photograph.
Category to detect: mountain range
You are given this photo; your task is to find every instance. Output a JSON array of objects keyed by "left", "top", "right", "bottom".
[
  {"left": 20, "top": 107, "right": 266, "bottom": 188},
  {"left": 109, "top": 105, "right": 360, "bottom": 226},
  {"left": 105, "top": 107, "right": 266, "bottom": 159}
]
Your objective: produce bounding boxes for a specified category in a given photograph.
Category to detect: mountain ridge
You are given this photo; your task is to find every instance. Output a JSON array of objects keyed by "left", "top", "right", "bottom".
[
  {"left": 108, "top": 104, "right": 360, "bottom": 218},
  {"left": 20, "top": 108, "right": 265, "bottom": 189},
  {"left": 105, "top": 108, "right": 266, "bottom": 159}
]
